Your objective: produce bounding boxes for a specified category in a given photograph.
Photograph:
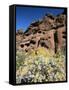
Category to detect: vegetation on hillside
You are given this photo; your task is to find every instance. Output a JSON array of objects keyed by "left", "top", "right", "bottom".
[{"left": 16, "top": 47, "right": 66, "bottom": 84}]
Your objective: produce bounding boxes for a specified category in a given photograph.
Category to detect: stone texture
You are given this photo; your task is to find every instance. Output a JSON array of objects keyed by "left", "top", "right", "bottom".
[{"left": 16, "top": 13, "right": 66, "bottom": 53}]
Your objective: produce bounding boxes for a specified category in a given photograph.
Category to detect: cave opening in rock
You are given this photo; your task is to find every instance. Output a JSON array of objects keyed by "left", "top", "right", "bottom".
[
  {"left": 62, "top": 31, "right": 66, "bottom": 39},
  {"left": 41, "top": 42, "right": 46, "bottom": 47},
  {"left": 20, "top": 44, "right": 24, "bottom": 48},
  {"left": 63, "top": 35, "right": 66, "bottom": 39},
  {"left": 25, "top": 43, "right": 30, "bottom": 47},
  {"left": 30, "top": 40, "right": 36, "bottom": 45},
  {"left": 38, "top": 31, "right": 41, "bottom": 33}
]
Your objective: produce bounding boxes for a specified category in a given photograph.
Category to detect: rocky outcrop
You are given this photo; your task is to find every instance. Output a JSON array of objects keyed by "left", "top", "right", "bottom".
[{"left": 16, "top": 13, "right": 66, "bottom": 53}]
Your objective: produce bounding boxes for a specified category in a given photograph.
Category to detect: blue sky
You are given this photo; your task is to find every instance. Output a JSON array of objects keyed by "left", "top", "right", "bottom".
[{"left": 16, "top": 6, "right": 64, "bottom": 32}]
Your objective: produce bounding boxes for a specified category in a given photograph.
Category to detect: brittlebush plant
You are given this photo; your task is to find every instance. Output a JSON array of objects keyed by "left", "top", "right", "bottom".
[{"left": 16, "top": 47, "right": 66, "bottom": 84}]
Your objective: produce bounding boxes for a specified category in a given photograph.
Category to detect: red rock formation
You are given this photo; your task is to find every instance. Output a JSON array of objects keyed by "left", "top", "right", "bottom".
[
  {"left": 16, "top": 13, "right": 66, "bottom": 53},
  {"left": 57, "top": 26, "right": 66, "bottom": 51}
]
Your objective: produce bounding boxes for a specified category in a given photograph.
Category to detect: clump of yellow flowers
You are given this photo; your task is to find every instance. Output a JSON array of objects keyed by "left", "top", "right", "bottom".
[{"left": 16, "top": 47, "right": 66, "bottom": 84}]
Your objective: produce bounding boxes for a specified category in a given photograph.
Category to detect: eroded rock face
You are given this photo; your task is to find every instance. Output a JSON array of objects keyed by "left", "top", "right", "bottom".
[
  {"left": 57, "top": 26, "right": 66, "bottom": 51},
  {"left": 16, "top": 13, "right": 66, "bottom": 53}
]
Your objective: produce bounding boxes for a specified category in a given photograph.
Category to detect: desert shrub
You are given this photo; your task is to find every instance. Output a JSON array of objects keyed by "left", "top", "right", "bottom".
[{"left": 16, "top": 47, "right": 66, "bottom": 83}]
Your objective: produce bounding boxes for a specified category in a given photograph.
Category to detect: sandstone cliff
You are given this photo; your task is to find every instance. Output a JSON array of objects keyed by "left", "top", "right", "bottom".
[{"left": 16, "top": 13, "right": 66, "bottom": 53}]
